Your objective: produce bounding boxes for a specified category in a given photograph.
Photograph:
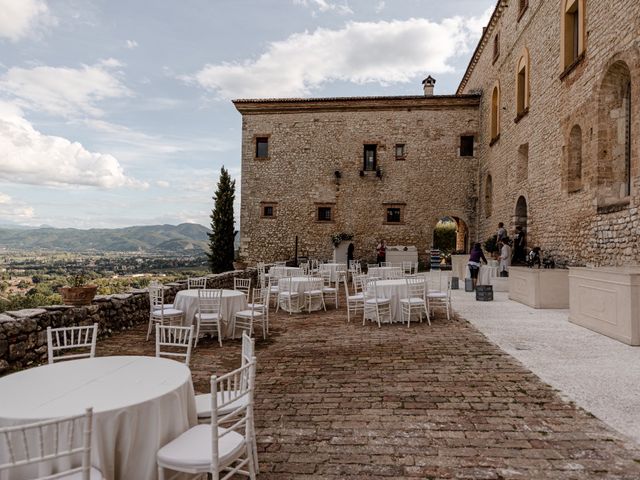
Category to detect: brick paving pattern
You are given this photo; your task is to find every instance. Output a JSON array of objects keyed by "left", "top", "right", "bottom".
[{"left": 98, "top": 301, "right": 640, "bottom": 479}]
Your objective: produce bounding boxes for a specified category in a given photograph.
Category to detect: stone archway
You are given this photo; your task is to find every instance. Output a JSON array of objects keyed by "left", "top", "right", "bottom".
[
  {"left": 433, "top": 216, "right": 469, "bottom": 254},
  {"left": 513, "top": 196, "right": 528, "bottom": 233}
]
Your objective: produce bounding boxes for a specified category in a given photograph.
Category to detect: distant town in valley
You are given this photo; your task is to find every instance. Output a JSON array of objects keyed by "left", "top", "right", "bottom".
[{"left": 0, "top": 223, "right": 226, "bottom": 313}]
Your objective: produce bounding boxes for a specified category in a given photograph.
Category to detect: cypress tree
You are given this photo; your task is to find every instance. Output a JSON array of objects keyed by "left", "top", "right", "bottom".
[{"left": 207, "top": 166, "right": 236, "bottom": 273}]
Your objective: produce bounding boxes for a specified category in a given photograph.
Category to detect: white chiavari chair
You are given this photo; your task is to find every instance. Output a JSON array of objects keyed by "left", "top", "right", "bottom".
[
  {"left": 363, "top": 279, "right": 392, "bottom": 327},
  {"left": 427, "top": 277, "right": 452, "bottom": 321},
  {"left": 0, "top": 407, "right": 102, "bottom": 480},
  {"left": 234, "top": 278, "right": 252, "bottom": 299},
  {"left": 343, "top": 275, "right": 364, "bottom": 323},
  {"left": 47, "top": 323, "right": 98, "bottom": 364},
  {"left": 147, "top": 284, "right": 184, "bottom": 341},
  {"left": 400, "top": 277, "right": 430, "bottom": 327},
  {"left": 188, "top": 277, "right": 207, "bottom": 290},
  {"left": 320, "top": 269, "right": 338, "bottom": 309},
  {"left": 157, "top": 360, "right": 258, "bottom": 480},
  {"left": 195, "top": 289, "right": 223, "bottom": 347},
  {"left": 303, "top": 275, "right": 325, "bottom": 313},
  {"left": 233, "top": 293, "right": 266, "bottom": 339},
  {"left": 155, "top": 324, "right": 194, "bottom": 366},
  {"left": 276, "top": 277, "right": 299, "bottom": 314}
]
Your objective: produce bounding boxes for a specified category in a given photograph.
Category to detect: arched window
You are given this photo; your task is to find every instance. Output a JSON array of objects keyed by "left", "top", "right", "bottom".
[
  {"left": 562, "top": 0, "right": 585, "bottom": 70},
  {"left": 516, "top": 49, "right": 530, "bottom": 117},
  {"left": 490, "top": 84, "right": 500, "bottom": 142},
  {"left": 485, "top": 174, "right": 493, "bottom": 218},
  {"left": 598, "top": 61, "right": 632, "bottom": 202},
  {"left": 568, "top": 125, "right": 582, "bottom": 192}
]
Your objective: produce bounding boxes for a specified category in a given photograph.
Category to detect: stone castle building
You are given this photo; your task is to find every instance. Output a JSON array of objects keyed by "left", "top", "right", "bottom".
[{"left": 235, "top": 0, "right": 639, "bottom": 267}]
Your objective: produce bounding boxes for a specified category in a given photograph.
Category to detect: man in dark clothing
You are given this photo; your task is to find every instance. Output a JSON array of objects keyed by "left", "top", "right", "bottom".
[{"left": 512, "top": 226, "right": 527, "bottom": 264}]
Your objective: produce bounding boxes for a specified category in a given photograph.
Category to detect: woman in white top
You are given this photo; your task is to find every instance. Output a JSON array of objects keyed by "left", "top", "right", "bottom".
[{"left": 499, "top": 239, "right": 512, "bottom": 276}]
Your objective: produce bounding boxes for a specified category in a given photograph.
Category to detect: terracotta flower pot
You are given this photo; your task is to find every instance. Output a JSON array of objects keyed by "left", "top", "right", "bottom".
[{"left": 59, "top": 285, "right": 98, "bottom": 306}]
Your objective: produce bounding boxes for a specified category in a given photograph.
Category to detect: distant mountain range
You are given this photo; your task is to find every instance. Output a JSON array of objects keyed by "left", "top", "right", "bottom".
[{"left": 0, "top": 223, "right": 218, "bottom": 253}]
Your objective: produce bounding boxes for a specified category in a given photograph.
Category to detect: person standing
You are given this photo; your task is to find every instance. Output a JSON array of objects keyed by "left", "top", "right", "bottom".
[
  {"left": 347, "top": 243, "right": 355, "bottom": 268},
  {"left": 467, "top": 242, "right": 487, "bottom": 290},
  {"left": 498, "top": 239, "right": 511, "bottom": 277},
  {"left": 496, "top": 222, "right": 507, "bottom": 243},
  {"left": 512, "top": 226, "right": 526, "bottom": 264},
  {"left": 376, "top": 240, "right": 386, "bottom": 266}
]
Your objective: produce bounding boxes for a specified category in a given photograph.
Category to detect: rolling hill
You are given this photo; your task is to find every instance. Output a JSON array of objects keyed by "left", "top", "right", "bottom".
[{"left": 0, "top": 223, "right": 214, "bottom": 253}]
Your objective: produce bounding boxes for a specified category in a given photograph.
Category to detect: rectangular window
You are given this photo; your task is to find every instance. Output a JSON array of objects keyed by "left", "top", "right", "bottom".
[
  {"left": 493, "top": 32, "right": 500, "bottom": 63},
  {"left": 256, "top": 137, "right": 269, "bottom": 158},
  {"left": 317, "top": 206, "right": 332, "bottom": 222},
  {"left": 386, "top": 208, "right": 401, "bottom": 223},
  {"left": 460, "top": 136, "right": 474, "bottom": 157},
  {"left": 260, "top": 202, "right": 276, "bottom": 218},
  {"left": 363, "top": 144, "right": 377, "bottom": 171},
  {"left": 394, "top": 143, "right": 405, "bottom": 160}
]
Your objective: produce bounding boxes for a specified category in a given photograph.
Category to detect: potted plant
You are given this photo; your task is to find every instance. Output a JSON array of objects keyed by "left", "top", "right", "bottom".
[
  {"left": 59, "top": 273, "right": 98, "bottom": 306},
  {"left": 483, "top": 235, "right": 499, "bottom": 257},
  {"left": 233, "top": 251, "right": 248, "bottom": 270}
]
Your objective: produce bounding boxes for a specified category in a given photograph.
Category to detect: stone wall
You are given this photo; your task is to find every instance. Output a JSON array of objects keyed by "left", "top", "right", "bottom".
[
  {"left": 235, "top": 97, "right": 480, "bottom": 265},
  {"left": 459, "top": 0, "right": 640, "bottom": 266},
  {"left": 0, "top": 269, "right": 257, "bottom": 375}
]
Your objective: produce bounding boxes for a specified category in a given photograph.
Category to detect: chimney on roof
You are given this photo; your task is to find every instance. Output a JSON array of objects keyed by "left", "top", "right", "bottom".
[{"left": 422, "top": 75, "right": 436, "bottom": 96}]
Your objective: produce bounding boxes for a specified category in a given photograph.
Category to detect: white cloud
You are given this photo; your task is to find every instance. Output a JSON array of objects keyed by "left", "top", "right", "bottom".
[
  {"left": 192, "top": 12, "right": 490, "bottom": 99},
  {"left": 0, "top": 102, "right": 146, "bottom": 189},
  {"left": 156, "top": 180, "right": 170, "bottom": 188},
  {"left": 0, "top": 61, "right": 131, "bottom": 117},
  {"left": 0, "top": 190, "right": 35, "bottom": 220},
  {"left": 126, "top": 39, "right": 138, "bottom": 49},
  {"left": 293, "top": 0, "right": 353, "bottom": 15},
  {"left": 0, "top": 0, "right": 54, "bottom": 42},
  {"left": 84, "top": 119, "right": 234, "bottom": 156}
]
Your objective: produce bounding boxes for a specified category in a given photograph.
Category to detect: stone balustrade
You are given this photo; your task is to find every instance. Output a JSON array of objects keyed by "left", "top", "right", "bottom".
[{"left": 0, "top": 269, "right": 257, "bottom": 374}]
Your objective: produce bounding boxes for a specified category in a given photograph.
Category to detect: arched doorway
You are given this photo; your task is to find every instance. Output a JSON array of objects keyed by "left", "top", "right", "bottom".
[
  {"left": 513, "top": 196, "right": 528, "bottom": 233},
  {"left": 433, "top": 216, "right": 469, "bottom": 254}
]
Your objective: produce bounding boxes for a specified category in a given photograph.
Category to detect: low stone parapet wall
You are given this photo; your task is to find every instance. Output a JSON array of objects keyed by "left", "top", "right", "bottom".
[{"left": 0, "top": 269, "right": 257, "bottom": 374}]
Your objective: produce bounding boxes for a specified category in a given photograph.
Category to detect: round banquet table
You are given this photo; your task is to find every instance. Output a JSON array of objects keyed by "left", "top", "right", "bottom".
[
  {"left": 367, "top": 266, "right": 402, "bottom": 280},
  {"left": 478, "top": 265, "right": 499, "bottom": 286},
  {"left": 269, "top": 266, "right": 302, "bottom": 278},
  {"left": 278, "top": 276, "right": 323, "bottom": 313},
  {"left": 173, "top": 289, "right": 247, "bottom": 338},
  {"left": 0, "top": 356, "right": 196, "bottom": 480},
  {"left": 366, "top": 278, "right": 426, "bottom": 323}
]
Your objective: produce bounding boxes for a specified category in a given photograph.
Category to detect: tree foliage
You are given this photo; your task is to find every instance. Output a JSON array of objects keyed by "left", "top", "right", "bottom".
[
  {"left": 433, "top": 220, "right": 457, "bottom": 254},
  {"left": 207, "top": 167, "right": 237, "bottom": 273}
]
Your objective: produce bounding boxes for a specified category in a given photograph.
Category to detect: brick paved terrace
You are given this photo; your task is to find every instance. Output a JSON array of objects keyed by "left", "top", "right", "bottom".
[{"left": 99, "top": 298, "right": 640, "bottom": 479}]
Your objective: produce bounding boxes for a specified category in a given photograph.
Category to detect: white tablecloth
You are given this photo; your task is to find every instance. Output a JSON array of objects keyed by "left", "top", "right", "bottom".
[
  {"left": 269, "top": 266, "right": 302, "bottom": 278},
  {"left": 367, "top": 267, "right": 401, "bottom": 280},
  {"left": 278, "top": 276, "right": 323, "bottom": 313},
  {"left": 366, "top": 279, "right": 426, "bottom": 323},
  {"left": 319, "top": 263, "right": 347, "bottom": 282},
  {"left": 173, "top": 289, "right": 247, "bottom": 338},
  {"left": 0, "top": 356, "right": 196, "bottom": 480},
  {"left": 478, "top": 265, "right": 499, "bottom": 286}
]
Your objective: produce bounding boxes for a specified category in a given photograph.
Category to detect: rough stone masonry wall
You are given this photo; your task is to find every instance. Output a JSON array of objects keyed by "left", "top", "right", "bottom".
[
  {"left": 239, "top": 102, "right": 479, "bottom": 265},
  {"left": 0, "top": 269, "right": 257, "bottom": 375},
  {"left": 460, "top": 0, "right": 640, "bottom": 266}
]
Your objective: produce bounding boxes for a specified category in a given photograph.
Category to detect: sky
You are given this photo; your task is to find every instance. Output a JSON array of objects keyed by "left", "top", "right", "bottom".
[{"left": 0, "top": 0, "right": 494, "bottom": 230}]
